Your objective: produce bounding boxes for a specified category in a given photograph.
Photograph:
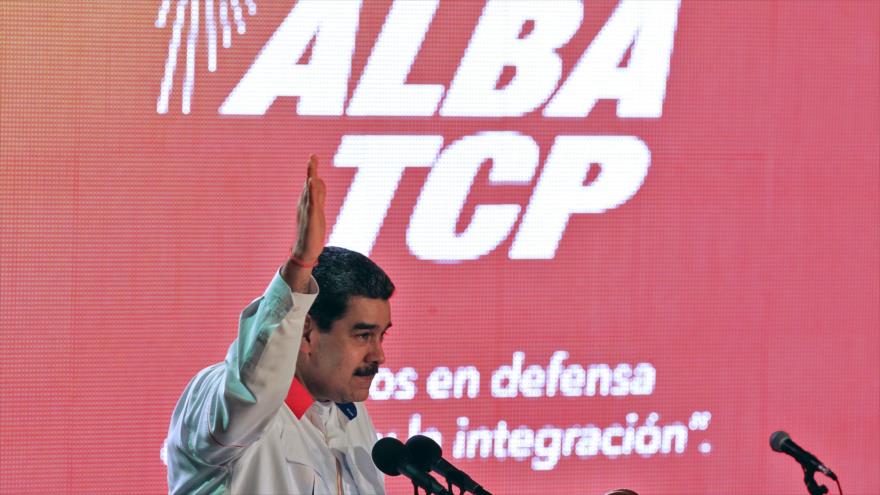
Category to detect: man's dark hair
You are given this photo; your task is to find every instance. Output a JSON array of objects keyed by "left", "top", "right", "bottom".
[{"left": 308, "top": 246, "right": 395, "bottom": 331}]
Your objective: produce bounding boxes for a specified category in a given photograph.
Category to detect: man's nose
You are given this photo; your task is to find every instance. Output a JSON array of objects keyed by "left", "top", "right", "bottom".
[{"left": 369, "top": 339, "right": 385, "bottom": 365}]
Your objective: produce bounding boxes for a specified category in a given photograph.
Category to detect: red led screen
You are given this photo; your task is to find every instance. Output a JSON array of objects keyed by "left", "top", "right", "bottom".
[{"left": 1, "top": 1, "right": 878, "bottom": 493}]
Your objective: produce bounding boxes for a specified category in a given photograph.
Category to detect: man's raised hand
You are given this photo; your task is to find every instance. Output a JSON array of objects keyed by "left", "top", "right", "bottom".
[{"left": 283, "top": 155, "right": 326, "bottom": 292}]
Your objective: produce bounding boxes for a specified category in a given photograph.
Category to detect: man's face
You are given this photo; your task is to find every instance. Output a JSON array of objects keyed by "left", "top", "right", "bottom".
[{"left": 298, "top": 296, "right": 391, "bottom": 403}]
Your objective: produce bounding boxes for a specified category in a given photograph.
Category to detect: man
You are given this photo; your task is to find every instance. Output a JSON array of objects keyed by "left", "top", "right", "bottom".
[{"left": 165, "top": 156, "right": 393, "bottom": 494}]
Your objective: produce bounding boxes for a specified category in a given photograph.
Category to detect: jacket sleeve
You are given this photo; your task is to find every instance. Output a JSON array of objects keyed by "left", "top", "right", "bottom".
[{"left": 168, "top": 269, "right": 318, "bottom": 467}]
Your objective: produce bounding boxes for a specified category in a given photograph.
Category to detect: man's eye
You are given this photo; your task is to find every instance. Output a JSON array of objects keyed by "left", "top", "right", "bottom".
[{"left": 356, "top": 333, "right": 370, "bottom": 341}]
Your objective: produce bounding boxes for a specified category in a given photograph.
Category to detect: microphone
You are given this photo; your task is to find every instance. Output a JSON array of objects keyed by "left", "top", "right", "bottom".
[
  {"left": 770, "top": 431, "right": 837, "bottom": 480},
  {"left": 372, "top": 437, "right": 453, "bottom": 495},
  {"left": 406, "top": 435, "right": 493, "bottom": 495}
]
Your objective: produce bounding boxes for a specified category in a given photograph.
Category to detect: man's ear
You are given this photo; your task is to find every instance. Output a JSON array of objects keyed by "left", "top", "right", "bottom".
[{"left": 301, "top": 314, "right": 314, "bottom": 353}]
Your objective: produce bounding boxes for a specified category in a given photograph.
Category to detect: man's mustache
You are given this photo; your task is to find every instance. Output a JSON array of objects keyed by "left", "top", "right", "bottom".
[{"left": 353, "top": 363, "right": 379, "bottom": 377}]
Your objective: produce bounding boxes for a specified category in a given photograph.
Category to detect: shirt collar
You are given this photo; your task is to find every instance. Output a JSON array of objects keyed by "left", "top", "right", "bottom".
[
  {"left": 285, "top": 377, "right": 359, "bottom": 421},
  {"left": 284, "top": 377, "right": 314, "bottom": 419}
]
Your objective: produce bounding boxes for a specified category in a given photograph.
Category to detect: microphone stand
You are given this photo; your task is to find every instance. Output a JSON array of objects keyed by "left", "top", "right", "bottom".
[
  {"left": 409, "top": 480, "right": 453, "bottom": 495},
  {"left": 802, "top": 465, "right": 829, "bottom": 495}
]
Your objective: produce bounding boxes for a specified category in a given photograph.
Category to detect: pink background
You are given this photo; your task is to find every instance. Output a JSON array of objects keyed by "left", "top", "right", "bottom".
[{"left": 1, "top": 1, "right": 877, "bottom": 493}]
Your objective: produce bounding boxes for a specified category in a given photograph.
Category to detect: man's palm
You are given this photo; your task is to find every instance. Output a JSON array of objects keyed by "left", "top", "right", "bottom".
[{"left": 294, "top": 155, "right": 326, "bottom": 264}]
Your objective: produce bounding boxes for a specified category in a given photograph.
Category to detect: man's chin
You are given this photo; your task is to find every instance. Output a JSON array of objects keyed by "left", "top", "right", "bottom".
[
  {"left": 349, "top": 375, "right": 374, "bottom": 401},
  {"left": 350, "top": 391, "right": 369, "bottom": 402}
]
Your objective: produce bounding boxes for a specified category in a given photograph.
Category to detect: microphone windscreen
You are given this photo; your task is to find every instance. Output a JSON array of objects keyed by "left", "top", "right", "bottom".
[
  {"left": 769, "top": 431, "right": 790, "bottom": 452},
  {"left": 372, "top": 437, "right": 408, "bottom": 476},
  {"left": 406, "top": 434, "right": 442, "bottom": 470}
]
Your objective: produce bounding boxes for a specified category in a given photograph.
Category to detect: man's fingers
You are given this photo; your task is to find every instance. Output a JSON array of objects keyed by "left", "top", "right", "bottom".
[
  {"left": 312, "top": 177, "right": 326, "bottom": 204},
  {"left": 305, "top": 156, "right": 325, "bottom": 201},
  {"left": 309, "top": 177, "right": 324, "bottom": 205},
  {"left": 307, "top": 154, "right": 318, "bottom": 178}
]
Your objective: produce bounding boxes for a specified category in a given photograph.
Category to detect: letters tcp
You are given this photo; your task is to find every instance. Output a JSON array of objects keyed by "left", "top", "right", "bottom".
[{"left": 329, "top": 133, "right": 651, "bottom": 260}]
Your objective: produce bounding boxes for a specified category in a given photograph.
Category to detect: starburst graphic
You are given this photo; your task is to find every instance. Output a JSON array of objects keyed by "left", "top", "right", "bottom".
[{"left": 155, "top": 0, "right": 257, "bottom": 114}]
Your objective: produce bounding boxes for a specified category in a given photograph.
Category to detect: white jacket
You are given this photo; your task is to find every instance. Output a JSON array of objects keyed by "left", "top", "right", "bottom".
[{"left": 164, "top": 271, "right": 386, "bottom": 494}]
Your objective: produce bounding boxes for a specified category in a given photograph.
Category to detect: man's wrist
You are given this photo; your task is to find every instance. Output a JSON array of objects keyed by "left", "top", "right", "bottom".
[
  {"left": 288, "top": 253, "right": 318, "bottom": 268},
  {"left": 281, "top": 257, "right": 314, "bottom": 293}
]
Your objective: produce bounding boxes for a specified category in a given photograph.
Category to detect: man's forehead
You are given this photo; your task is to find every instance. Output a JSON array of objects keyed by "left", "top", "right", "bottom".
[
  {"left": 350, "top": 321, "right": 392, "bottom": 331},
  {"left": 339, "top": 296, "right": 391, "bottom": 326}
]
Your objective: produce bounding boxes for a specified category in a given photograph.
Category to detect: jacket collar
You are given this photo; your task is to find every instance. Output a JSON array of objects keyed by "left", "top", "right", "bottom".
[
  {"left": 285, "top": 377, "right": 358, "bottom": 421},
  {"left": 284, "top": 377, "right": 314, "bottom": 419}
]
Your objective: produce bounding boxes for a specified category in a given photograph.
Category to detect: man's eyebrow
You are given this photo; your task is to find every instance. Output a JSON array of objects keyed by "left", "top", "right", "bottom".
[{"left": 351, "top": 322, "right": 392, "bottom": 331}]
